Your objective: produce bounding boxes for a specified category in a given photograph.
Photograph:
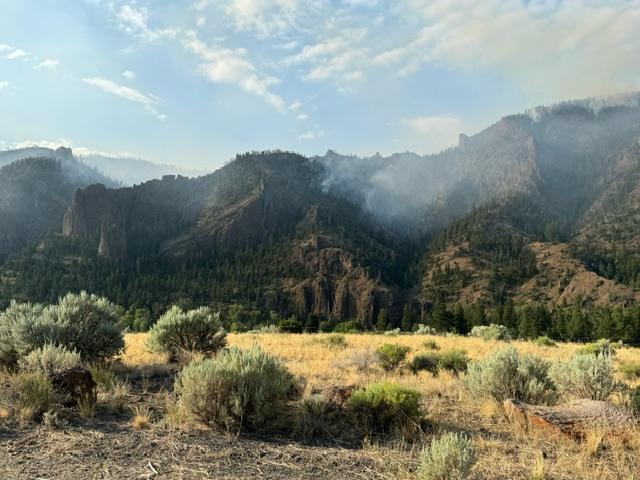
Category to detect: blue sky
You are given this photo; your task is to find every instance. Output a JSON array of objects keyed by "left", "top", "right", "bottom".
[{"left": 0, "top": 0, "right": 638, "bottom": 169}]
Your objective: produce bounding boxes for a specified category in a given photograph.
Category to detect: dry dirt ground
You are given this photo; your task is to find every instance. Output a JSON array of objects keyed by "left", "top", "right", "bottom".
[{"left": 1, "top": 333, "right": 640, "bottom": 480}]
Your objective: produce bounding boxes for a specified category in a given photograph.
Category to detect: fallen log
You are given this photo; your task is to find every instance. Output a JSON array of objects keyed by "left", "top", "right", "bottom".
[{"left": 504, "top": 398, "right": 638, "bottom": 440}]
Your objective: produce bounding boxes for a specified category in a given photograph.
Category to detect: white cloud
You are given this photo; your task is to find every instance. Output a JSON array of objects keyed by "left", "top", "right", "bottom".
[
  {"left": 401, "top": 114, "right": 463, "bottom": 152},
  {"left": 299, "top": 129, "right": 324, "bottom": 140},
  {"left": 122, "top": 70, "right": 136, "bottom": 80},
  {"left": 34, "top": 59, "right": 59, "bottom": 70},
  {"left": 82, "top": 77, "right": 166, "bottom": 120},
  {"left": 196, "top": 15, "right": 207, "bottom": 27},
  {"left": 183, "top": 30, "right": 290, "bottom": 112},
  {"left": 116, "top": 5, "right": 178, "bottom": 42},
  {"left": 224, "top": 0, "right": 302, "bottom": 36},
  {"left": 0, "top": 81, "right": 9, "bottom": 89},
  {"left": 378, "top": 0, "right": 640, "bottom": 100},
  {"left": 6, "top": 48, "right": 30, "bottom": 60},
  {"left": 296, "top": 113, "right": 309, "bottom": 120},
  {"left": 0, "top": 44, "right": 11, "bottom": 51},
  {"left": 285, "top": 30, "right": 368, "bottom": 85}
]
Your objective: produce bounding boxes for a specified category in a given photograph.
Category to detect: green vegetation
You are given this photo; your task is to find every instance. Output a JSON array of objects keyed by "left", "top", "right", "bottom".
[
  {"left": 418, "top": 432, "right": 476, "bottom": 480},
  {"left": 550, "top": 354, "right": 620, "bottom": 401},
  {"left": 175, "top": 345, "right": 298, "bottom": 431},
  {"left": 375, "top": 344, "right": 411, "bottom": 371},
  {"left": 18, "top": 344, "right": 81, "bottom": 376},
  {"left": 347, "top": 382, "right": 423, "bottom": 437},
  {"left": 147, "top": 306, "right": 227, "bottom": 360}
]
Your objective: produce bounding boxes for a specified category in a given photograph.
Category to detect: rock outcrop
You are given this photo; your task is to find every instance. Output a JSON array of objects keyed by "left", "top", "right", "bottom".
[{"left": 504, "top": 398, "right": 638, "bottom": 440}]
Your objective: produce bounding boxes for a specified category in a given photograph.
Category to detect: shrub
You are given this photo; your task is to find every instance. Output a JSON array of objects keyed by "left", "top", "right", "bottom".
[
  {"left": 0, "top": 294, "right": 124, "bottom": 364},
  {"left": 10, "top": 372, "right": 54, "bottom": 422},
  {"left": 415, "top": 324, "right": 437, "bottom": 335},
  {"left": 470, "top": 324, "right": 510, "bottom": 341},
  {"left": 418, "top": 432, "right": 476, "bottom": 480},
  {"left": 347, "top": 382, "right": 423, "bottom": 437},
  {"left": 0, "top": 302, "right": 46, "bottom": 369},
  {"left": 437, "top": 349, "right": 470, "bottom": 375},
  {"left": 550, "top": 354, "right": 620, "bottom": 401},
  {"left": 575, "top": 339, "right": 617, "bottom": 356},
  {"left": 466, "top": 347, "right": 556, "bottom": 404},
  {"left": 410, "top": 354, "right": 440, "bottom": 375},
  {"left": 384, "top": 328, "right": 401, "bottom": 336},
  {"left": 147, "top": 306, "right": 227, "bottom": 360},
  {"left": 334, "top": 320, "right": 362, "bottom": 333},
  {"left": 534, "top": 336, "right": 557, "bottom": 347},
  {"left": 335, "top": 348, "right": 378, "bottom": 373},
  {"left": 175, "top": 345, "right": 299, "bottom": 431},
  {"left": 619, "top": 362, "right": 640, "bottom": 380},
  {"left": 18, "top": 344, "right": 81, "bottom": 376},
  {"left": 277, "top": 316, "right": 303, "bottom": 333},
  {"left": 423, "top": 340, "right": 440, "bottom": 351},
  {"left": 86, "top": 362, "right": 118, "bottom": 391},
  {"left": 629, "top": 386, "right": 640, "bottom": 417},
  {"left": 43, "top": 292, "right": 125, "bottom": 362},
  {"left": 376, "top": 344, "right": 411, "bottom": 371},
  {"left": 314, "top": 334, "right": 348, "bottom": 349},
  {"left": 292, "top": 394, "right": 346, "bottom": 441}
]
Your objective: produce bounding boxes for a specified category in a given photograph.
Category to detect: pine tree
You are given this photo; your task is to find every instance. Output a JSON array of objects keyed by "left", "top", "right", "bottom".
[{"left": 401, "top": 304, "right": 412, "bottom": 331}]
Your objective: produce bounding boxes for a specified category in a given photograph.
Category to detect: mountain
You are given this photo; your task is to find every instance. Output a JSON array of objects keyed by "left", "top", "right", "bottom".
[
  {"left": 0, "top": 147, "right": 114, "bottom": 260},
  {"left": 3, "top": 94, "right": 640, "bottom": 336}
]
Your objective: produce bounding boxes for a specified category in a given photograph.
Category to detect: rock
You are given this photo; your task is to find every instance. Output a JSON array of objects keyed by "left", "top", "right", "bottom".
[
  {"left": 504, "top": 398, "right": 638, "bottom": 440},
  {"left": 51, "top": 368, "right": 97, "bottom": 408}
]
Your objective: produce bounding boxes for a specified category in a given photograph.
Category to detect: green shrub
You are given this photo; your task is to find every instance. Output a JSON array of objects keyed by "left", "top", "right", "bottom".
[
  {"left": 618, "top": 362, "right": 640, "bottom": 380},
  {"left": 410, "top": 353, "right": 440, "bottom": 375},
  {"left": 11, "top": 372, "right": 55, "bottom": 421},
  {"left": 418, "top": 432, "right": 476, "bottom": 480},
  {"left": 550, "top": 354, "right": 620, "bottom": 401},
  {"left": 292, "top": 394, "right": 346, "bottom": 441},
  {"left": 347, "top": 382, "right": 423, "bottom": 437},
  {"left": 470, "top": 324, "right": 510, "bottom": 341},
  {"left": 86, "top": 362, "right": 118, "bottom": 391},
  {"left": 0, "top": 302, "right": 46, "bottom": 369},
  {"left": 147, "top": 306, "right": 227, "bottom": 360},
  {"left": 465, "top": 347, "right": 556, "bottom": 404},
  {"left": 534, "top": 336, "right": 557, "bottom": 347},
  {"left": 175, "top": 345, "right": 299, "bottom": 431},
  {"left": 18, "top": 344, "right": 81, "bottom": 376},
  {"left": 277, "top": 316, "right": 303, "bottom": 333},
  {"left": 0, "top": 293, "right": 124, "bottom": 364},
  {"left": 629, "top": 386, "right": 640, "bottom": 417},
  {"left": 376, "top": 344, "right": 411, "bottom": 371},
  {"left": 334, "top": 320, "right": 362, "bottom": 333},
  {"left": 423, "top": 340, "right": 440, "bottom": 351},
  {"left": 314, "top": 334, "right": 348, "bottom": 349},
  {"left": 415, "top": 324, "right": 437, "bottom": 335},
  {"left": 575, "top": 339, "right": 617, "bottom": 356},
  {"left": 437, "top": 349, "right": 470, "bottom": 375}
]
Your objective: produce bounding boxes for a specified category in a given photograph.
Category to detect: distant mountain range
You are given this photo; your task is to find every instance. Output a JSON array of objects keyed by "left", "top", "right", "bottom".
[{"left": 2, "top": 94, "right": 640, "bottom": 330}]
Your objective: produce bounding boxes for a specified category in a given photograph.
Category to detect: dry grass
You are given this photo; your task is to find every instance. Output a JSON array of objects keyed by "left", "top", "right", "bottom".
[
  {"left": 118, "top": 332, "right": 640, "bottom": 479},
  {"left": 130, "top": 404, "right": 152, "bottom": 430}
]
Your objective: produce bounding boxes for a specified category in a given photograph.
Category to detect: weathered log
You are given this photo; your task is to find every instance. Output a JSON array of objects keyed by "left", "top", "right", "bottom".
[{"left": 504, "top": 398, "right": 638, "bottom": 440}]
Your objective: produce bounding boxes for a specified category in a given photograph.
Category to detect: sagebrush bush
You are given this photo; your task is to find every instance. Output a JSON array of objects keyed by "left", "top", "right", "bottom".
[
  {"left": 347, "top": 382, "right": 423, "bottom": 437},
  {"left": 550, "top": 354, "right": 620, "bottom": 401},
  {"left": 629, "top": 386, "right": 640, "bottom": 416},
  {"left": 376, "top": 344, "right": 411, "bottom": 371},
  {"left": 292, "top": 394, "right": 346, "bottom": 441},
  {"left": 314, "top": 334, "right": 348, "bottom": 349},
  {"left": 418, "top": 432, "right": 476, "bottom": 480},
  {"left": 0, "top": 302, "right": 46, "bottom": 369},
  {"left": 334, "top": 320, "right": 362, "bottom": 333},
  {"left": 175, "top": 345, "right": 299, "bottom": 431},
  {"left": 336, "top": 348, "right": 378, "bottom": 372},
  {"left": 0, "top": 293, "right": 124, "bottom": 365},
  {"left": 534, "top": 336, "right": 557, "bottom": 347},
  {"left": 11, "top": 372, "right": 55, "bottom": 422},
  {"left": 437, "top": 349, "right": 470, "bottom": 375},
  {"left": 415, "top": 324, "right": 437, "bottom": 335},
  {"left": 18, "top": 344, "right": 81, "bottom": 376},
  {"left": 465, "top": 347, "right": 557, "bottom": 404},
  {"left": 410, "top": 353, "right": 440, "bottom": 375},
  {"left": 147, "top": 306, "right": 227, "bottom": 360},
  {"left": 423, "top": 340, "right": 440, "bottom": 350},
  {"left": 575, "top": 339, "right": 617, "bottom": 357},
  {"left": 470, "top": 324, "right": 510, "bottom": 341},
  {"left": 618, "top": 362, "right": 640, "bottom": 380}
]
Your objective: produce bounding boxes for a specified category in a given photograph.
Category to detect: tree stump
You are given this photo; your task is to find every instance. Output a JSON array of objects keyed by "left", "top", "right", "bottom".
[{"left": 504, "top": 398, "right": 638, "bottom": 440}]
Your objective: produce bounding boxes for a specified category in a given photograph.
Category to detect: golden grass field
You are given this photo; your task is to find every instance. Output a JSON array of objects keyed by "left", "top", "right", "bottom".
[{"left": 120, "top": 332, "right": 640, "bottom": 480}]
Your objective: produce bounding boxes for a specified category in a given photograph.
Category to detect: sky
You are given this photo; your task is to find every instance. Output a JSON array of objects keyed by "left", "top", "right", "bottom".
[{"left": 0, "top": 0, "right": 639, "bottom": 169}]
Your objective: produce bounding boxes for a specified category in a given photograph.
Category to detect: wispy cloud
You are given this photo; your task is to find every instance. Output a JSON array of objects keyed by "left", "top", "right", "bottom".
[
  {"left": 122, "top": 70, "right": 136, "bottom": 80},
  {"left": 401, "top": 114, "right": 463, "bottom": 152},
  {"left": 0, "top": 44, "right": 11, "bottom": 52},
  {"left": 116, "top": 4, "right": 178, "bottom": 42},
  {"left": 34, "top": 59, "right": 59, "bottom": 70},
  {"left": 299, "top": 128, "right": 324, "bottom": 141},
  {"left": 6, "top": 48, "right": 30, "bottom": 60},
  {"left": 82, "top": 77, "right": 166, "bottom": 120},
  {"left": 224, "top": 0, "right": 302, "bottom": 37},
  {"left": 183, "top": 30, "right": 290, "bottom": 112},
  {"left": 0, "top": 81, "right": 10, "bottom": 89},
  {"left": 6, "top": 137, "right": 139, "bottom": 158}
]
